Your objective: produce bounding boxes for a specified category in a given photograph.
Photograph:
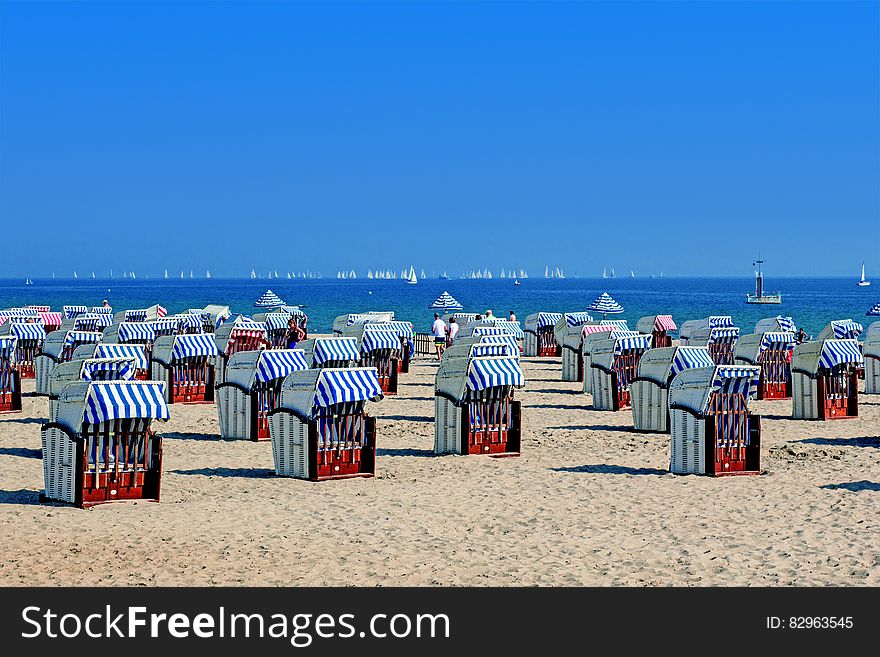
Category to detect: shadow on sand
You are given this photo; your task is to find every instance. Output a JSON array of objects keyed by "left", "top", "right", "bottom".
[{"left": 551, "top": 464, "right": 667, "bottom": 476}]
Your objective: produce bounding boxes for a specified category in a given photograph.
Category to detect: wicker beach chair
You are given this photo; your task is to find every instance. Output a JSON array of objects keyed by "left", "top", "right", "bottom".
[
  {"left": 523, "top": 312, "right": 563, "bottom": 357},
  {"left": 636, "top": 315, "right": 677, "bottom": 348},
  {"left": 0, "top": 336, "right": 21, "bottom": 413},
  {"left": 733, "top": 332, "right": 796, "bottom": 399},
  {"left": 34, "top": 330, "right": 103, "bottom": 396},
  {"left": 150, "top": 334, "right": 218, "bottom": 404},
  {"left": 791, "top": 339, "right": 862, "bottom": 420},
  {"left": 589, "top": 333, "right": 653, "bottom": 411}
]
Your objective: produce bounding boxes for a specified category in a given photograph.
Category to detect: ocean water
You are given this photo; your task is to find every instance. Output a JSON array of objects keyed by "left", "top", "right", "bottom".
[{"left": 1, "top": 277, "right": 877, "bottom": 337}]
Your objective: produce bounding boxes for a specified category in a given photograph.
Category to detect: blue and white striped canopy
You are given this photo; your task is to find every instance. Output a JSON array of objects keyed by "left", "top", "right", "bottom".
[
  {"left": 0, "top": 336, "right": 17, "bottom": 359},
  {"left": 587, "top": 293, "right": 624, "bottom": 315},
  {"left": 175, "top": 314, "right": 204, "bottom": 331},
  {"left": 172, "top": 334, "right": 218, "bottom": 360},
  {"left": 118, "top": 322, "right": 156, "bottom": 343},
  {"left": 867, "top": 303, "right": 880, "bottom": 317},
  {"left": 709, "top": 327, "right": 739, "bottom": 342},
  {"left": 255, "top": 350, "right": 309, "bottom": 384},
  {"left": 614, "top": 334, "right": 652, "bottom": 353},
  {"left": 74, "top": 314, "right": 112, "bottom": 331},
  {"left": 819, "top": 340, "right": 863, "bottom": 368},
  {"left": 124, "top": 309, "right": 148, "bottom": 322},
  {"left": 265, "top": 313, "right": 290, "bottom": 330},
  {"left": 63, "top": 305, "right": 88, "bottom": 320},
  {"left": 492, "top": 320, "right": 524, "bottom": 339},
  {"left": 153, "top": 317, "right": 181, "bottom": 334},
  {"left": 759, "top": 332, "right": 795, "bottom": 352},
  {"left": 361, "top": 328, "right": 401, "bottom": 352},
  {"left": 382, "top": 321, "right": 415, "bottom": 338},
  {"left": 315, "top": 369, "right": 384, "bottom": 407},
  {"left": 429, "top": 291, "right": 463, "bottom": 311},
  {"left": 90, "top": 306, "right": 113, "bottom": 314},
  {"left": 467, "top": 357, "right": 525, "bottom": 391},
  {"left": 565, "top": 312, "right": 594, "bottom": 326},
  {"left": 774, "top": 316, "right": 796, "bottom": 332},
  {"left": 64, "top": 331, "right": 102, "bottom": 347},
  {"left": 600, "top": 319, "right": 629, "bottom": 330},
  {"left": 831, "top": 320, "right": 863, "bottom": 339},
  {"left": 0, "top": 308, "right": 37, "bottom": 318},
  {"left": 10, "top": 323, "right": 46, "bottom": 341},
  {"left": 535, "top": 312, "right": 563, "bottom": 328},
  {"left": 479, "top": 335, "right": 521, "bottom": 354},
  {"left": 80, "top": 358, "right": 135, "bottom": 382},
  {"left": 95, "top": 344, "right": 149, "bottom": 371},
  {"left": 254, "top": 289, "right": 285, "bottom": 308},
  {"left": 472, "top": 326, "right": 508, "bottom": 337},
  {"left": 471, "top": 344, "right": 516, "bottom": 358},
  {"left": 280, "top": 305, "right": 306, "bottom": 317},
  {"left": 712, "top": 366, "right": 760, "bottom": 398},
  {"left": 313, "top": 338, "right": 360, "bottom": 365},
  {"left": 83, "top": 382, "right": 170, "bottom": 425},
  {"left": 670, "top": 347, "right": 716, "bottom": 379},
  {"left": 708, "top": 316, "right": 734, "bottom": 328}
]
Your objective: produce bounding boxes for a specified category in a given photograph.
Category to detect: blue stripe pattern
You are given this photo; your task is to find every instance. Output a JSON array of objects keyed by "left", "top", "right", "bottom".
[
  {"left": 670, "top": 347, "right": 716, "bottom": 379},
  {"left": 255, "top": 349, "right": 309, "bottom": 383},
  {"left": 64, "top": 331, "right": 102, "bottom": 347},
  {"left": 10, "top": 323, "right": 46, "bottom": 341},
  {"left": 313, "top": 338, "right": 360, "bottom": 365},
  {"left": 472, "top": 326, "right": 508, "bottom": 337},
  {"left": 265, "top": 313, "right": 290, "bottom": 330},
  {"left": 600, "top": 320, "right": 629, "bottom": 330},
  {"left": 831, "top": 320, "right": 863, "bottom": 339},
  {"left": 471, "top": 344, "right": 516, "bottom": 358},
  {"left": 0, "top": 336, "right": 17, "bottom": 359},
  {"left": 315, "top": 369, "right": 384, "bottom": 407},
  {"left": 819, "top": 340, "right": 864, "bottom": 368},
  {"left": 172, "top": 334, "right": 219, "bottom": 360},
  {"left": 95, "top": 344, "right": 149, "bottom": 370},
  {"left": 153, "top": 318, "right": 181, "bottom": 334},
  {"left": 774, "top": 316, "right": 796, "bottom": 332},
  {"left": 467, "top": 357, "right": 525, "bottom": 391},
  {"left": 118, "top": 322, "right": 156, "bottom": 343},
  {"left": 759, "top": 331, "right": 795, "bottom": 352},
  {"left": 90, "top": 307, "right": 113, "bottom": 314},
  {"left": 361, "top": 328, "right": 401, "bottom": 352},
  {"left": 614, "top": 334, "right": 652, "bottom": 353},
  {"left": 382, "top": 321, "right": 415, "bottom": 338},
  {"left": 254, "top": 289, "right": 286, "bottom": 308},
  {"left": 478, "top": 335, "right": 520, "bottom": 354},
  {"left": 80, "top": 359, "right": 135, "bottom": 382},
  {"left": 536, "top": 312, "right": 563, "bottom": 328},
  {"left": 428, "top": 291, "right": 463, "bottom": 310},
  {"left": 124, "top": 309, "right": 148, "bottom": 322},
  {"left": 63, "top": 306, "right": 88, "bottom": 320},
  {"left": 708, "top": 316, "right": 734, "bottom": 328},
  {"left": 83, "top": 382, "right": 170, "bottom": 424},
  {"left": 75, "top": 314, "right": 113, "bottom": 330},
  {"left": 709, "top": 327, "right": 740, "bottom": 342},
  {"left": 587, "top": 293, "right": 624, "bottom": 314},
  {"left": 565, "top": 312, "right": 594, "bottom": 326}
]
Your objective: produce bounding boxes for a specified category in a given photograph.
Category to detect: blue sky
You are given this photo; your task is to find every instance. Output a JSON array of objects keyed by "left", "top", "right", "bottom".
[{"left": 1, "top": 1, "right": 877, "bottom": 278}]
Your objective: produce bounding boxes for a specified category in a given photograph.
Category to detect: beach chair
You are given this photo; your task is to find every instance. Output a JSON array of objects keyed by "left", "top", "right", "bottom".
[
  {"left": 867, "top": 321, "right": 880, "bottom": 337},
  {"left": 213, "top": 319, "right": 268, "bottom": 384},
  {"left": 864, "top": 332, "right": 880, "bottom": 394},
  {"left": 269, "top": 368, "right": 382, "bottom": 480},
  {"left": 524, "top": 312, "right": 563, "bottom": 357},
  {"left": 48, "top": 357, "right": 137, "bottom": 421},
  {"left": 38, "top": 311, "right": 63, "bottom": 333},
  {"left": 299, "top": 337, "right": 361, "bottom": 369},
  {"left": 589, "top": 333, "right": 653, "bottom": 411},
  {"left": 441, "top": 312, "right": 478, "bottom": 327},
  {"left": 552, "top": 312, "right": 594, "bottom": 351},
  {"left": 679, "top": 316, "right": 733, "bottom": 346},
  {"left": 380, "top": 321, "right": 415, "bottom": 373},
  {"left": 817, "top": 320, "right": 863, "bottom": 341},
  {"left": 94, "top": 343, "right": 150, "bottom": 380},
  {"left": 0, "top": 336, "right": 21, "bottom": 413},
  {"left": 733, "top": 332, "right": 795, "bottom": 400},
  {"left": 581, "top": 328, "right": 633, "bottom": 393},
  {"left": 355, "top": 326, "right": 402, "bottom": 394},
  {"left": 0, "top": 322, "right": 46, "bottom": 379},
  {"left": 62, "top": 305, "right": 88, "bottom": 321},
  {"left": 200, "top": 304, "right": 231, "bottom": 332},
  {"left": 791, "top": 339, "right": 862, "bottom": 420},
  {"left": 331, "top": 312, "right": 395, "bottom": 336},
  {"left": 560, "top": 322, "right": 621, "bottom": 382},
  {"left": 40, "top": 381, "right": 169, "bottom": 507},
  {"left": 216, "top": 349, "right": 309, "bottom": 441},
  {"left": 34, "top": 330, "right": 103, "bottom": 395},
  {"left": 90, "top": 306, "right": 113, "bottom": 315},
  {"left": 687, "top": 326, "right": 740, "bottom": 365},
  {"left": 150, "top": 334, "right": 218, "bottom": 404},
  {"left": 175, "top": 313, "right": 206, "bottom": 335},
  {"left": 102, "top": 322, "right": 156, "bottom": 374},
  {"left": 636, "top": 315, "right": 677, "bottom": 348},
  {"left": 73, "top": 313, "right": 113, "bottom": 333},
  {"left": 152, "top": 316, "right": 184, "bottom": 339},
  {"left": 754, "top": 316, "right": 796, "bottom": 335},
  {"left": 434, "top": 354, "right": 525, "bottom": 456},
  {"left": 254, "top": 312, "right": 292, "bottom": 349},
  {"left": 669, "top": 365, "right": 761, "bottom": 476},
  {"left": 631, "top": 346, "right": 715, "bottom": 432}
]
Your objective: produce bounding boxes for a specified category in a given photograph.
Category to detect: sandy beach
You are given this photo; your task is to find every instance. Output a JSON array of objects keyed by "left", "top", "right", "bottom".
[{"left": 0, "top": 356, "right": 877, "bottom": 587}]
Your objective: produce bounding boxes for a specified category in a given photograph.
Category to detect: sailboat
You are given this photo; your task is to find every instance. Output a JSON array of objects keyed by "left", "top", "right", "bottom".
[
  {"left": 250, "top": 269, "right": 256, "bottom": 279},
  {"left": 746, "top": 254, "right": 782, "bottom": 303},
  {"left": 439, "top": 271, "right": 449, "bottom": 280},
  {"left": 130, "top": 271, "right": 136, "bottom": 279},
  {"left": 73, "top": 271, "right": 78, "bottom": 279},
  {"left": 420, "top": 269, "right": 426, "bottom": 280},
  {"left": 91, "top": 272, "right": 96, "bottom": 279},
  {"left": 406, "top": 265, "right": 418, "bottom": 285},
  {"left": 164, "top": 269, "right": 168, "bottom": 279},
  {"left": 206, "top": 270, "right": 212, "bottom": 279},
  {"left": 602, "top": 267, "right": 608, "bottom": 279},
  {"left": 857, "top": 262, "right": 871, "bottom": 287},
  {"left": 630, "top": 270, "right": 635, "bottom": 278},
  {"left": 124, "top": 271, "right": 129, "bottom": 279},
  {"left": 24, "top": 277, "right": 33, "bottom": 285},
  {"left": 544, "top": 265, "right": 550, "bottom": 278}
]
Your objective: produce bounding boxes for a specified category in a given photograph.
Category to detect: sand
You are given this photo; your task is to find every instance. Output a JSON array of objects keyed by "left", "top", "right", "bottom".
[{"left": 1, "top": 357, "right": 878, "bottom": 586}]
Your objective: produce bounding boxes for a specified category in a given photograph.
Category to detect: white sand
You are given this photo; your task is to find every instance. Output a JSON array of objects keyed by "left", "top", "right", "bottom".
[{"left": 0, "top": 357, "right": 878, "bottom": 586}]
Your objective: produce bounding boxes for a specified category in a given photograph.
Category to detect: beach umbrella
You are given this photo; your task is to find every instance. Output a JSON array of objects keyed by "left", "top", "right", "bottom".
[
  {"left": 429, "top": 291, "right": 463, "bottom": 311},
  {"left": 866, "top": 302, "right": 880, "bottom": 316},
  {"left": 587, "top": 292, "right": 624, "bottom": 316},
  {"left": 254, "top": 289, "right": 285, "bottom": 308}
]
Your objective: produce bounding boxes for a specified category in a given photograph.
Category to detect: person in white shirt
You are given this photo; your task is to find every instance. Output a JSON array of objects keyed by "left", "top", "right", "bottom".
[
  {"left": 432, "top": 313, "right": 448, "bottom": 360},
  {"left": 447, "top": 316, "right": 459, "bottom": 344}
]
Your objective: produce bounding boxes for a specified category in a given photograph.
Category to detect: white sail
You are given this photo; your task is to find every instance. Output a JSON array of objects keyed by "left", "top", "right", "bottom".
[
  {"left": 130, "top": 271, "right": 136, "bottom": 279},
  {"left": 630, "top": 270, "right": 635, "bottom": 278},
  {"left": 858, "top": 262, "right": 871, "bottom": 286},
  {"left": 544, "top": 265, "right": 549, "bottom": 278},
  {"left": 73, "top": 271, "right": 77, "bottom": 278},
  {"left": 206, "top": 270, "right": 212, "bottom": 279},
  {"left": 420, "top": 269, "right": 426, "bottom": 279},
  {"left": 164, "top": 269, "right": 168, "bottom": 279},
  {"left": 123, "top": 271, "right": 128, "bottom": 279}
]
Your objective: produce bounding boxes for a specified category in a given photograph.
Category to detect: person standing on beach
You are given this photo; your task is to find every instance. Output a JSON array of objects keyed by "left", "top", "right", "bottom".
[
  {"left": 432, "top": 313, "right": 447, "bottom": 360},
  {"left": 285, "top": 317, "right": 305, "bottom": 349},
  {"left": 447, "top": 316, "right": 459, "bottom": 345},
  {"left": 508, "top": 310, "right": 516, "bottom": 322}
]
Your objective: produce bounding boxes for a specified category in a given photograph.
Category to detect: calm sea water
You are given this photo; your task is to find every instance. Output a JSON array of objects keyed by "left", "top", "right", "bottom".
[{"left": 1, "top": 277, "right": 876, "bottom": 337}]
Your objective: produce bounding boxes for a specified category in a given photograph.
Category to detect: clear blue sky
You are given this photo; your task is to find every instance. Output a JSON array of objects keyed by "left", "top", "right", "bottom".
[{"left": 1, "top": 1, "right": 877, "bottom": 278}]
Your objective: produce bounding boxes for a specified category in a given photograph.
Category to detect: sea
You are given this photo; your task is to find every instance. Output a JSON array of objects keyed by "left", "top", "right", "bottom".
[{"left": 1, "top": 277, "right": 876, "bottom": 337}]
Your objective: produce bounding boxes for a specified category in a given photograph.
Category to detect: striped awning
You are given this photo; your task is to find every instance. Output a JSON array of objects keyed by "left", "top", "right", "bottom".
[
  {"left": 171, "top": 334, "right": 218, "bottom": 360},
  {"left": 255, "top": 350, "right": 309, "bottom": 384},
  {"left": 535, "top": 312, "right": 563, "bottom": 328},
  {"left": 361, "top": 329, "right": 401, "bottom": 352},
  {"left": 775, "top": 316, "right": 796, "bottom": 332},
  {"left": 63, "top": 331, "right": 102, "bottom": 347},
  {"left": 708, "top": 316, "right": 734, "bottom": 328},
  {"left": 472, "top": 326, "right": 507, "bottom": 337},
  {"left": 0, "top": 308, "right": 36, "bottom": 318},
  {"left": 0, "top": 336, "right": 17, "bottom": 358},
  {"left": 280, "top": 305, "right": 306, "bottom": 317},
  {"left": 565, "top": 312, "right": 594, "bottom": 326},
  {"left": 80, "top": 358, "right": 135, "bottom": 382},
  {"left": 582, "top": 324, "right": 612, "bottom": 338},
  {"left": 587, "top": 293, "right": 624, "bottom": 315},
  {"left": 63, "top": 306, "right": 88, "bottom": 320},
  {"left": 264, "top": 313, "right": 290, "bottom": 330},
  {"left": 254, "top": 289, "right": 285, "bottom": 308},
  {"left": 153, "top": 317, "right": 181, "bottom": 334},
  {"left": 429, "top": 291, "right": 463, "bottom": 311},
  {"left": 95, "top": 344, "right": 148, "bottom": 370},
  {"left": 230, "top": 321, "right": 268, "bottom": 343},
  {"left": 614, "top": 334, "right": 652, "bottom": 353},
  {"left": 27, "top": 305, "right": 50, "bottom": 312},
  {"left": 124, "top": 309, "right": 148, "bottom": 322},
  {"left": 819, "top": 340, "right": 864, "bottom": 368},
  {"left": 600, "top": 319, "right": 629, "bottom": 330},
  {"left": 712, "top": 366, "right": 760, "bottom": 397},
  {"left": 669, "top": 347, "right": 716, "bottom": 379},
  {"left": 10, "top": 323, "right": 46, "bottom": 341},
  {"left": 471, "top": 344, "right": 516, "bottom": 358},
  {"left": 654, "top": 315, "right": 676, "bottom": 331},
  {"left": 759, "top": 332, "right": 795, "bottom": 352},
  {"left": 118, "top": 322, "right": 156, "bottom": 343},
  {"left": 90, "top": 306, "right": 113, "bottom": 314},
  {"left": 83, "top": 382, "right": 170, "bottom": 425},
  {"left": 831, "top": 320, "right": 863, "bottom": 339},
  {"left": 315, "top": 369, "right": 384, "bottom": 407},
  {"left": 383, "top": 321, "right": 415, "bottom": 338},
  {"left": 75, "top": 314, "right": 113, "bottom": 330},
  {"left": 709, "top": 327, "right": 739, "bottom": 342},
  {"left": 467, "top": 357, "right": 525, "bottom": 391},
  {"left": 175, "top": 314, "right": 204, "bottom": 331},
  {"left": 313, "top": 338, "right": 360, "bottom": 365},
  {"left": 493, "top": 320, "right": 524, "bottom": 339},
  {"left": 478, "top": 335, "right": 521, "bottom": 353},
  {"left": 39, "top": 312, "right": 63, "bottom": 327}
]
